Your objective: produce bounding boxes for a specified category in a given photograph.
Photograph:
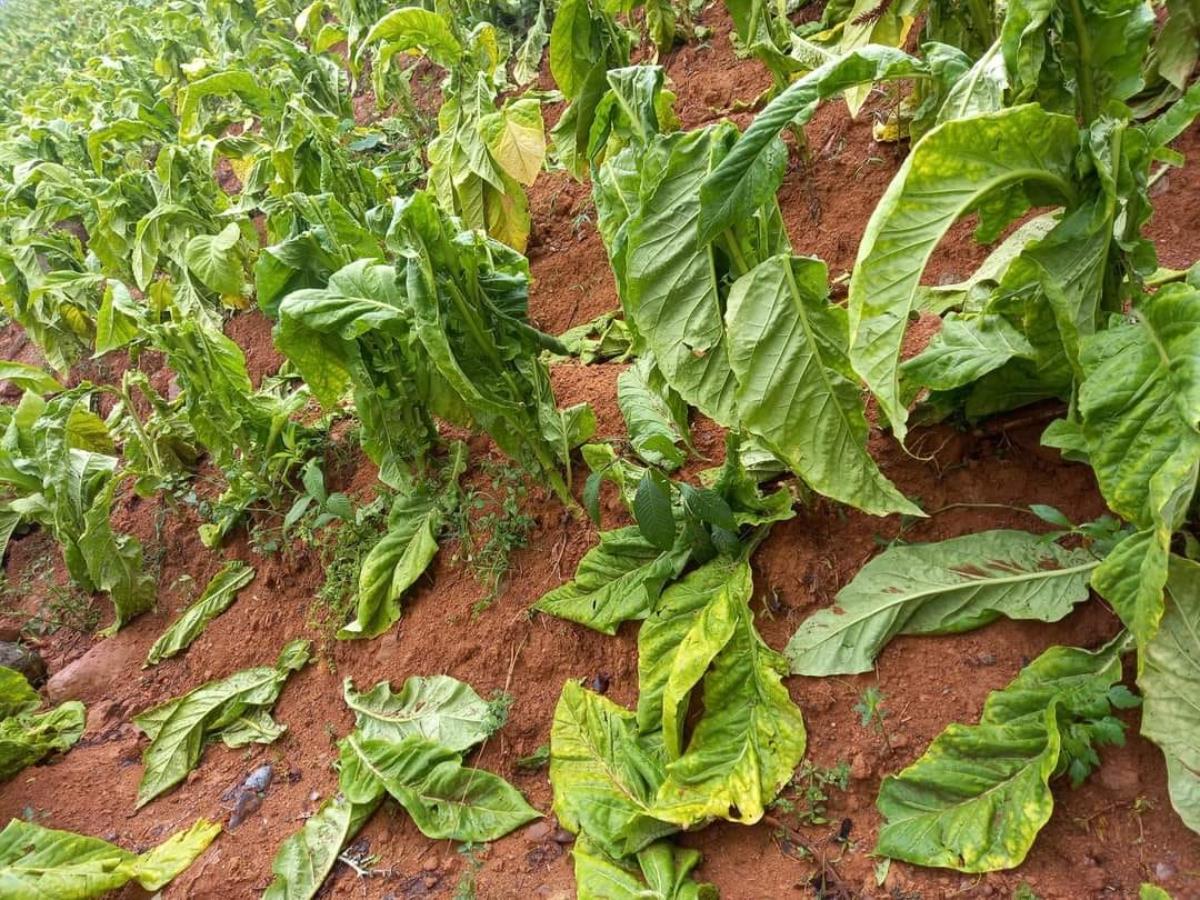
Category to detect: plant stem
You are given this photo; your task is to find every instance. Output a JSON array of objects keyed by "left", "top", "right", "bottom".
[{"left": 1066, "top": 0, "right": 1099, "bottom": 124}]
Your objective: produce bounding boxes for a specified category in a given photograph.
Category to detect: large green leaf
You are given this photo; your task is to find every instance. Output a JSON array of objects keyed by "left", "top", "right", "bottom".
[
  {"left": 725, "top": 253, "right": 919, "bottom": 516},
  {"left": 337, "top": 733, "right": 539, "bottom": 840},
  {"left": 145, "top": 560, "right": 255, "bottom": 666},
  {"left": 134, "top": 639, "right": 310, "bottom": 807},
  {"left": 0, "top": 818, "right": 219, "bottom": 899},
  {"left": 786, "top": 530, "right": 1099, "bottom": 676},
  {"left": 263, "top": 793, "right": 383, "bottom": 900},
  {"left": 877, "top": 638, "right": 1129, "bottom": 871},
  {"left": 549, "top": 681, "right": 677, "bottom": 858},
  {"left": 649, "top": 569, "right": 806, "bottom": 826},
  {"left": 534, "top": 526, "right": 690, "bottom": 635},
  {"left": 623, "top": 127, "right": 744, "bottom": 425},
  {"left": 185, "top": 223, "right": 244, "bottom": 298},
  {"left": 342, "top": 674, "right": 496, "bottom": 752},
  {"left": 848, "top": 105, "right": 1079, "bottom": 441},
  {"left": 1140, "top": 556, "right": 1200, "bottom": 834}
]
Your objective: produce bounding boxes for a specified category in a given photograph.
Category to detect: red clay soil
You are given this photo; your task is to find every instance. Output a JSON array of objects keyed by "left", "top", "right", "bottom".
[{"left": 3, "top": 5, "right": 1200, "bottom": 898}]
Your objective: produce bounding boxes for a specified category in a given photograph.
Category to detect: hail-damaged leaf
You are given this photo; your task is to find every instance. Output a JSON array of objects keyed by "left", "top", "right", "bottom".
[
  {"left": 145, "top": 561, "right": 255, "bottom": 666},
  {"left": 134, "top": 640, "right": 310, "bottom": 807},
  {"left": 0, "top": 700, "right": 85, "bottom": 780},
  {"left": 649, "top": 564, "right": 805, "bottom": 827},
  {"left": 572, "top": 834, "right": 718, "bottom": 900},
  {"left": 617, "top": 355, "right": 690, "bottom": 472},
  {"left": 637, "top": 561, "right": 746, "bottom": 755},
  {"left": 1080, "top": 286, "right": 1200, "bottom": 658},
  {"left": 342, "top": 674, "right": 496, "bottom": 752},
  {"left": 786, "top": 530, "right": 1099, "bottom": 676}
]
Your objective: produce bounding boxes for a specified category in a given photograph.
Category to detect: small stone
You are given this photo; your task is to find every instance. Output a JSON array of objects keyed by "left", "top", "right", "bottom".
[
  {"left": 524, "top": 821, "right": 552, "bottom": 842},
  {"left": 47, "top": 638, "right": 142, "bottom": 703},
  {"left": 551, "top": 828, "right": 575, "bottom": 845},
  {"left": 849, "top": 752, "right": 871, "bottom": 780},
  {"left": 422, "top": 857, "right": 440, "bottom": 872},
  {"left": 0, "top": 641, "right": 46, "bottom": 685},
  {"left": 85, "top": 700, "right": 115, "bottom": 734},
  {"left": 890, "top": 733, "right": 910, "bottom": 751},
  {"left": 423, "top": 875, "right": 439, "bottom": 889},
  {"left": 309, "top": 790, "right": 320, "bottom": 802},
  {"left": 1097, "top": 759, "right": 1140, "bottom": 794}
]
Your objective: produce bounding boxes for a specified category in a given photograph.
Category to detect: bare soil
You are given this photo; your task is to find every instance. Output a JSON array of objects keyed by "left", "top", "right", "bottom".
[{"left": 2, "top": 4, "right": 1199, "bottom": 898}]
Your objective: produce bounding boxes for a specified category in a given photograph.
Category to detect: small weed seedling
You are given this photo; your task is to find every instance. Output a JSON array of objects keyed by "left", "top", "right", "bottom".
[
  {"left": 772, "top": 759, "right": 851, "bottom": 827},
  {"left": 855, "top": 685, "right": 891, "bottom": 751}
]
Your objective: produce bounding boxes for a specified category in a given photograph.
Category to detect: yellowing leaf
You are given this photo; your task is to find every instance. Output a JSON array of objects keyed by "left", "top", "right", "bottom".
[{"left": 479, "top": 99, "right": 546, "bottom": 187}]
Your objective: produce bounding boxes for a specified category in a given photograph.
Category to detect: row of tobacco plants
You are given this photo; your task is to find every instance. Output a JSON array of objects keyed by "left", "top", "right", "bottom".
[{"left": 0, "top": 0, "right": 1196, "bottom": 895}]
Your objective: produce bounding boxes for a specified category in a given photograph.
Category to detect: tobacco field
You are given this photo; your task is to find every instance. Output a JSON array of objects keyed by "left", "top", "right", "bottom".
[{"left": 0, "top": 0, "right": 1198, "bottom": 895}]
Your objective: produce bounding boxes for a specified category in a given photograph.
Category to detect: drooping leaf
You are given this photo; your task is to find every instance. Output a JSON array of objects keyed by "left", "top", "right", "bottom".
[
  {"left": 342, "top": 674, "right": 495, "bottom": 752},
  {"left": 0, "top": 362, "right": 62, "bottom": 396},
  {"left": 549, "top": 681, "right": 677, "bottom": 858},
  {"left": 649, "top": 565, "right": 806, "bottom": 827},
  {"left": 697, "top": 46, "right": 927, "bottom": 244},
  {"left": 479, "top": 99, "right": 546, "bottom": 187},
  {"left": 848, "top": 105, "right": 1079, "bottom": 441},
  {"left": 876, "top": 638, "right": 1129, "bottom": 871},
  {"left": 134, "top": 639, "right": 311, "bottom": 807},
  {"left": 0, "top": 818, "right": 219, "bottom": 899},
  {"left": 786, "top": 530, "right": 1099, "bottom": 676},
  {"left": 617, "top": 356, "right": 690, "bottom": 472},
  {"left": 364, "top": 7, "right": 462, "bottom": 68},
  {"left": 725, "top": 253, "right": 919, "bottom": 516},
  {"left": 1140, "top": 556, "right": 1200, "bottom": 834},
  {"left": 145, "top": 561, "right": 255, "bottom": 666},
  {"left": 901, "top": 313, "right": 1037, "bottom": 393},
  {"left": 79, "top": 477, "right": 155, "bottom": 634},
  {"left": 337, "top": 733, "right": 539, "bottom": 840},
  {"left": 623, "top": 126, "right": 749, "bottom": 425},
  {"left": 338, "top": 486, "right": 441, "bottom": 640},
  {"left": 533, "top": 526, "right": 689, "bottom": 634}
]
